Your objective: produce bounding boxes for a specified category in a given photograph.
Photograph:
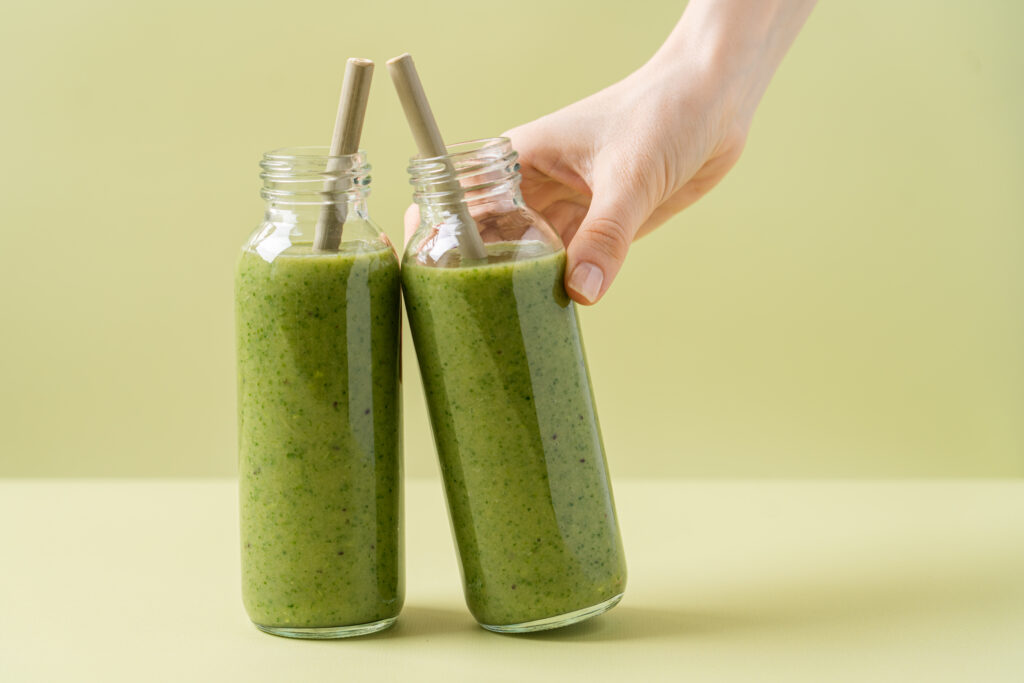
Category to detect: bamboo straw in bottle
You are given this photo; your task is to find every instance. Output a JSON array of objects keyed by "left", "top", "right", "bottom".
[
  {"left": 313, "top": 58, "right": 374, "bottom": 252},
  {"left": 386, "top": 53, "right": 487, "bottom": 261}
]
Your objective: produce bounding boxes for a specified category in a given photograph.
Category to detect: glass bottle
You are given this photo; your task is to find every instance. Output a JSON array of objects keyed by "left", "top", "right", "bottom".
[
  {"left": 402, "top": 137, "right": 627, "bottom": 632},
  {"left": 235, "top": 147, "right": 403, "bottom": 638}
]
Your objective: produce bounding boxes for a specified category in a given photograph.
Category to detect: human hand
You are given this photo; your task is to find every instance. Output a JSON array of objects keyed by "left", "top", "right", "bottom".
[
  {"left": 511, "top": 0, "right": 816, "bottom": 304},
  {"left": 503, "top": 62, "right": 746, "bottom": 305},
  {"left": 404, "top": 0, "right": 815, "bottom": 304},
  {"left": 400, "top": 69, "right": 742, "bottom": 304}
]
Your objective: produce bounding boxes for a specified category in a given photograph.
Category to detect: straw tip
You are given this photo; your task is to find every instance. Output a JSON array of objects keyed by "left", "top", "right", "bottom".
[
  {"left": 347, "top": 57, "right": 374, "bottom": 68},
  {"left": 386, "top": 53, "right": 413, "bottom": 67}
]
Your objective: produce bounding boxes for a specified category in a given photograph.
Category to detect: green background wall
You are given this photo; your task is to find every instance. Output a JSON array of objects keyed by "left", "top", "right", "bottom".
[{"left": 1, "top": 0, "right": 1021, "bottom": 477}]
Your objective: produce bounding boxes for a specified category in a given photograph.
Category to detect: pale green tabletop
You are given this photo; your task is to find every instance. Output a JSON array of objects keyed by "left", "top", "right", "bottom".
[{"left": 2, "top": 479, "right": 1022, "bottom": 682}]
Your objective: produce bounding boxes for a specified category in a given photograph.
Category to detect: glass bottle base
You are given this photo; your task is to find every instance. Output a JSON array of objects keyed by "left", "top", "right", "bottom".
[
  {"left": 254, "top": 616, "right": 397, "bottom": 639},
  {"left": 480, "top": 592, "right": 624, "bottom": 634}
]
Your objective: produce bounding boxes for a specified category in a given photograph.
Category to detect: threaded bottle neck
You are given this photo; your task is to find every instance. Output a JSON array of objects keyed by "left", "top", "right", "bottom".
[
  {"left": 408, "top": 137, "right": 520, "bottom": 209},
  {"left": 261, "top": 147, "right": 371, "bottom": 207}
]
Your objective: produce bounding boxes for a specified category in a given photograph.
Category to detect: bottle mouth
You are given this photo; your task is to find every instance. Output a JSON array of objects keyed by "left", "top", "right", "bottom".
[
  {"left": 409, "top": 137, "right": 509, "bottom": 164},
  {"left": 408, "top": 137, "right": 519, "bottom": 201},
  {"left": 261, "top": 146, "right": 371, "bottom": 204}
]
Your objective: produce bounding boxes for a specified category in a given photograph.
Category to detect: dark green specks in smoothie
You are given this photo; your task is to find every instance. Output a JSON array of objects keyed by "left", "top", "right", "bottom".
[
  {"left": 235, "top": 242, "right": 403, "bottom": 629},
  {"left": 402, "top": 242, "right": 626, "bottom": 627}
]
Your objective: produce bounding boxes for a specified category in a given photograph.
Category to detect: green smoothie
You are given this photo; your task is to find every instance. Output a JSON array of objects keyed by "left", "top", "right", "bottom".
[
  {"left": 235, "top": 241, "right": 403, "bottom": 633},
  {"left": 402, "top": 241, "right": 626, "bottom": 628}
]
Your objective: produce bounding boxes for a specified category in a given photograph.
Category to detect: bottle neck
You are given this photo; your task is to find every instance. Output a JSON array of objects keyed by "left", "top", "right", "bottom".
[
  {"left": 261, "top": 147, "right": 371, "bottom": 226},
  {"left": 408, "top": 138, "right": 522, "bottom": 220},
  {"left": 403, "top": 138, "right": 567, "bottom": 266},
  {"left": 264, "top": 194, "right": 369, "bottom": 227}
]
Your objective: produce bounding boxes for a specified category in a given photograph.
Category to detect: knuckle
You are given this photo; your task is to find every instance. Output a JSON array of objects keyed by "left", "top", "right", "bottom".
[{"left": 580, "top": 217, "right": 632, "bottom": 261}]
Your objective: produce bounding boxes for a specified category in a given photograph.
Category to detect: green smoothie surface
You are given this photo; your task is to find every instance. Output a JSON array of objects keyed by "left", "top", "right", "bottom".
[
  {"left": 403, "top": 241, "right": 626, "bottom": 627},
  {"left": 236, "top": 241, "right": 403, "bottom": 628}
]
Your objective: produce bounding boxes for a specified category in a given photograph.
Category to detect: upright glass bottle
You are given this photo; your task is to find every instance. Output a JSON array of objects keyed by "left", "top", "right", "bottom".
[
  {"left": 402, "top": 138, "right": 627, "bottom": 633},
  {"left": 235, "top": 147, "right": 403, "bottom": 638}
]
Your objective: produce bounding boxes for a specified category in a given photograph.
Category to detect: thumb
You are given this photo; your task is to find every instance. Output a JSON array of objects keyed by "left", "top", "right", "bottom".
[{"left": 565, "top": 177, "right": 651, "bottom": 305}]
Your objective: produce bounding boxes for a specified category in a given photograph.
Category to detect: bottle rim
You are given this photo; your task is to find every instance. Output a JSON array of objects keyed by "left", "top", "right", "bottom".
[
  {"left": 262, "top": 146, "right": 370, "bottom": 169},
  {"left": 408, "top": 137, "right": 509, "bottom": 165}
]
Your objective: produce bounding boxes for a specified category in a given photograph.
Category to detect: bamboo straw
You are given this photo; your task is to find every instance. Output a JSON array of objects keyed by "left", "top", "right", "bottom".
[
  {"left": 313, "top": 58, "right": 374, "bottom": 252},
  {"left": 386, "top": 53, "right": 487, "bottom": 261}
]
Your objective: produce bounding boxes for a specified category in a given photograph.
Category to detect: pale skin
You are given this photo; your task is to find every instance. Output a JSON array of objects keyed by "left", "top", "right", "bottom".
[{"left": 406, "top": 0, "right": 817, "bottom": 304}]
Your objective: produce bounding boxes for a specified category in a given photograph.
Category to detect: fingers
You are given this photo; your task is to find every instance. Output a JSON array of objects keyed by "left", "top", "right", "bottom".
[
  {"left": 565, "top": 176, "right": 650, "bottom": 305},
  {"left": 510, "top": 116, "right": 650, "bottom": 305}
]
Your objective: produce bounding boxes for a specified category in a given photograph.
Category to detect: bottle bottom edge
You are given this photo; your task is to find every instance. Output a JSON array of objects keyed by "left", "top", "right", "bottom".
[
  {"left": 253, "top": 615, "right": 398, "bottom": 639},
  {"left": 479, "top": 592, "right": 624, "bottom": 634}
]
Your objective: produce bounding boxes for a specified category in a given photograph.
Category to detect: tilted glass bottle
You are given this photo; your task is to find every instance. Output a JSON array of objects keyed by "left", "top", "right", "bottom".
[{"left": 402, "top": 137, "right": 627, "bottom": 633}]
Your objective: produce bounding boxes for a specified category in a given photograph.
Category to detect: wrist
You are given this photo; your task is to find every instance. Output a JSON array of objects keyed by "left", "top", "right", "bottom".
[{"left": 649, "top": 0, "right": 815, "bottom": 128}]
